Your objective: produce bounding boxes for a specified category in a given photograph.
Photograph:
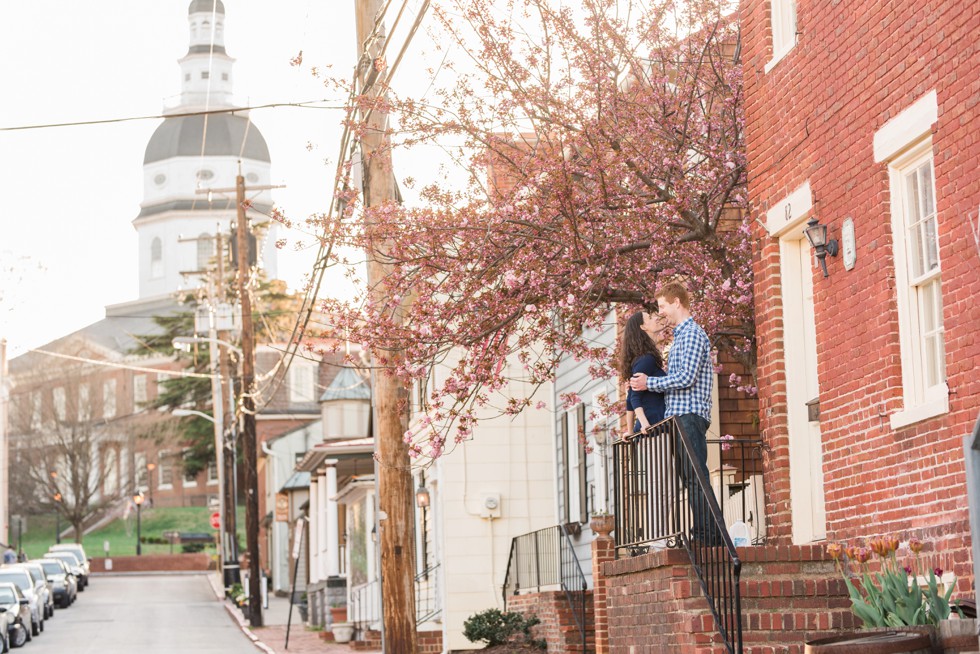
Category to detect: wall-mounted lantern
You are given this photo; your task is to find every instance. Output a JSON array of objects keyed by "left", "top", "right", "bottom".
[{"left": 803, "top": 216, "right": 839, "bottom": 278}]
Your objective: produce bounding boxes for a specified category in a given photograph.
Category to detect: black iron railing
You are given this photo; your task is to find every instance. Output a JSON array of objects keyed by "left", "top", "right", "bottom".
[
  {"left": 502, "top": 524, "right": 588, "bottom": 653},
  {"left": 349, "top": 563, "right": 442, "bottom": 641},
  {"left": 349, "top": 578, "right": 380, "bottom": 641},
  {"left": 415, "top": 563, "right": 441, "bottom": 624},
  {"left": 613, "top": 417, "right": 743, "bottom": 654},
  {"left": 709, "top": 438, "right": 766, "bottom": 545}
]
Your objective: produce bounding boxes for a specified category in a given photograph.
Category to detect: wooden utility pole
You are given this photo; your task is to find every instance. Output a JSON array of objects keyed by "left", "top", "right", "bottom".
[
  {"left": 215, "top": 235, "right": 239, "bottom": 587},
  {"left": 197, "top": 175, "right": 281, "bottom": 625},
  {"left": 354, "top": 1, "right": 418, "bottom": 651},
  {"left": 235, "top": 173, "right": 262, "bottom": 627}
]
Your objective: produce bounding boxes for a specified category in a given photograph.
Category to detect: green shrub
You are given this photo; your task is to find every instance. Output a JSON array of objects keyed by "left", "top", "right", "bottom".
[
  {"left": 462, "top": 608, "right": 545, "bottom": 648},
  {"left": 181, "top": 543, "right": 206, "bottom": 553}
]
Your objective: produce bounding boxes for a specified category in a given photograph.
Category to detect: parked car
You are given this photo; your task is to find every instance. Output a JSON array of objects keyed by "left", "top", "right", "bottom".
[
  {"left": 0, "top": 582, "right": 30, "bottom": 648},
  {"left": 10, "top": 563, "right": 53, "bottom": 619},
  {"left": 36, "top": 559, "right": 76, "bottom": 609},
  {"left": 47, "top": 544, "right": 90, "bottom": 585},
  {"left": 44, "top": 551, "right": 86, "bottom": 591},
  {"left": 0, "top": 568, "right": 41, "bottom": 637}
]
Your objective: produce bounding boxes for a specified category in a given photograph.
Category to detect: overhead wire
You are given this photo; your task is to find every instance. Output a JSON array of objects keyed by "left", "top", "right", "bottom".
[
  {"left": 246, "top": 0, "right": 412, "bottom": 414},
  {"left": 28, "top": 348, "right": 215, "bottom": 379},
  {"left": 0, "top": 100, "right": 344, "bottom": 133}
]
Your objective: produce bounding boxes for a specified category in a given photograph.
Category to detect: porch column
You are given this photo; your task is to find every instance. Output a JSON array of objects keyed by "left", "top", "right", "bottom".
[
  {"left": 308, "top": 476, "right": 319, "bottom": 584},
  {"left": 325, "top": 459, "right": 340, "bottom": 577},
  {"left": 366, "top": 489, "right": 377, "bottom": 583},
  {"left": 590, "top": 514, "right": 616, "bottom": 654},
  {"left": 317, "top": 467, "right": 329, "bottom": 581}
]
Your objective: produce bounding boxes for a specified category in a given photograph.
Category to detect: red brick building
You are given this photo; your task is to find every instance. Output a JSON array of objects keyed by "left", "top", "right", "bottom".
[{"left": 742, "top": 0, "right": 979, "bottom": 586}]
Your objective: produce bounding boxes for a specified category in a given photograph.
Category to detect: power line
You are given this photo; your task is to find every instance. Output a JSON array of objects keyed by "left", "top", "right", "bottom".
[
  {"left": 0, "top": 100, "right": 344, "bottom": 133},
  {"left": 27, "top": 348, "right": 214, "bottom": 379}
]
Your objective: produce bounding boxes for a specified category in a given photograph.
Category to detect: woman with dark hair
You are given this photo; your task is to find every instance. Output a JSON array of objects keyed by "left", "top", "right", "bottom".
[{"left": 619, "top": 310, "right": 667, "bottom": 436}]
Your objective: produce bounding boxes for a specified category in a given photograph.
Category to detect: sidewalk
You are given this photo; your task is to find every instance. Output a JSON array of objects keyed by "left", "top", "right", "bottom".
[{"left": 208, "top": 573, "right": 352, "bottom": 654}]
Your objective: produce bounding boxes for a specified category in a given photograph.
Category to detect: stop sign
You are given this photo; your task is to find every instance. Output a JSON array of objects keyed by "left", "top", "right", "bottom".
[{"left": 209, "top": 512, "right": 221, "bottom": 530}]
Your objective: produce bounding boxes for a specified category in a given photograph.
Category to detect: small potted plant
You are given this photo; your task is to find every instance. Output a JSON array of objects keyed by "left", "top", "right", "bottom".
[{"left": 329, "top": 601, "right": 347, "bottom": 625}]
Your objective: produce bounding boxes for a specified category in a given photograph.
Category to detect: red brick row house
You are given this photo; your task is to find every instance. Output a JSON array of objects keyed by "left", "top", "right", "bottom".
[{"left": 744, "top": 0, "right": 978, "bottom": 568}]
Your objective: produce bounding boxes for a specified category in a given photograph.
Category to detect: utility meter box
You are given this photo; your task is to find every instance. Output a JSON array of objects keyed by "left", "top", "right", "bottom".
[{"left": 480, "top": 493, "right": 502, "bottom": 519}]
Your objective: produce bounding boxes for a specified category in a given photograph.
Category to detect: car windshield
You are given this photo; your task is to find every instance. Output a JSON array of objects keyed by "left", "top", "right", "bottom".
[
  {"left": 48, "top": 553, "right": 76, "bottom": 565},
  {"left": 22, "top": 567, "right": 43, "bottom": 582},
  {"left": 0, "top": 572, "right": 30, "bottom": 592},
  {"left": 52, "top": 551, "right": 82, "bottom": 564},
  {"left": 0, "top": 587, "right": 16, "bottom": 604},
  {"left": 40, "top": 562, "right": 63, "bottom": 575}
]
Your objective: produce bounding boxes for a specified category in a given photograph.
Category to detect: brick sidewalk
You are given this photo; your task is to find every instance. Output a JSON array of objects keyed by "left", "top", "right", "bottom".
[{"left": 247, "top": 624, "right": 353, "bottom": 654}]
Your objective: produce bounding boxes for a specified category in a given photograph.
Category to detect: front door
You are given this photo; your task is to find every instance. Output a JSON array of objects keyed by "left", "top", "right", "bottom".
[{"left": 781, "top": 236, "right": 827, "bottom": 543}]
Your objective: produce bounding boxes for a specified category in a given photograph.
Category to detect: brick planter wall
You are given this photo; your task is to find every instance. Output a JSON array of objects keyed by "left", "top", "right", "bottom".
[
  {"left": 508, "top": 590, "right": 595, "bottom": 653},
  {"left": 417, "top": 629, "right": 443, "bottom": 654},
  {"left": 90, "top": 553, "right": 212, "bottom": 573}
]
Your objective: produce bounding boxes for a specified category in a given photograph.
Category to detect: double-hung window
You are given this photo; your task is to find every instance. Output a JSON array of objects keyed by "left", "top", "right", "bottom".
[
  {"left": 766, "top": 0, "right": 797, "bottom": 72},
  {"left": 888, "top": 139, "right": 947, "bottom": 427}
]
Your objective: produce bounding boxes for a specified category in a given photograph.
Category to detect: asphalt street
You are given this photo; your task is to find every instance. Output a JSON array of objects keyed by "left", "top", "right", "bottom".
[{"left": 21, "top": 573, "right": 257, "bottom": 653}]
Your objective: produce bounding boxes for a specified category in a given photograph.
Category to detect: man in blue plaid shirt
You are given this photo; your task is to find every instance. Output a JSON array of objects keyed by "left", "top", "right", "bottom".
[{"left": 629, "top": 281, "right": 718, "bottom": 544}]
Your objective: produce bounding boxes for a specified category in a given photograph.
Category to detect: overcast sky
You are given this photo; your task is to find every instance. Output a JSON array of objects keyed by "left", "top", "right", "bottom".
[{"left": 0, "top": 1, "right": 365, "bottom": 356}]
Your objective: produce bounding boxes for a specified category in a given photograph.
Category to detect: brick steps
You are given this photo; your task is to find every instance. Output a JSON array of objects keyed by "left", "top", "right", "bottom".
[{"left": 603, "top": 544, "right": 866, "bottom": 651}]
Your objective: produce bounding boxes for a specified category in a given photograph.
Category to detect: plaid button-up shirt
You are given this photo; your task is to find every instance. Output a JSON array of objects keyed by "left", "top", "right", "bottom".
[{"left": 646, "top": 317, "right": 713, "bottom": 423}]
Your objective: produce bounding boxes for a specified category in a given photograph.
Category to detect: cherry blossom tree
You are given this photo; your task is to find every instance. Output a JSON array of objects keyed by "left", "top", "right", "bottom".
[{"left": 305, "top": 0, "right": 750, "bottom": 458}]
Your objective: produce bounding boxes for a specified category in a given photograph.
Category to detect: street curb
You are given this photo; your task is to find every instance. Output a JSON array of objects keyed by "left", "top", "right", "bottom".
[{"left": 206, "top": 572, "right": 276, "bottom": 654}]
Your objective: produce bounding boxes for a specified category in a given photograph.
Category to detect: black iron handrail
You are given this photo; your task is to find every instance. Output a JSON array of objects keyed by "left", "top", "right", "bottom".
[
  {"left": 613, "top": 417, "right": 743, "bottom": 654},
  {"left": 349, "top": 563, "right": 443, "bottom": 641},
  {"left": 415, "top": 563, "right": 441, "bottom": 624},
  {"left": 349, "top": 578, "right": 380, "bottom": 641},
  {"left": 503, "top": 524, "right": 589, "bottom": 653}
]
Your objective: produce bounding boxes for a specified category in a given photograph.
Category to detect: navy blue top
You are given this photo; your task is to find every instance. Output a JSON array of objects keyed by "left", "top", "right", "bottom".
[{"left": 626, "top": 353, "right": 666, "bottom": 430}]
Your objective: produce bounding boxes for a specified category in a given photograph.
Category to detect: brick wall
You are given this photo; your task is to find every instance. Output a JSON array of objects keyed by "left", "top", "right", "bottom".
[
  {"left": 91, "top": 553, "right": 212, "bottom": 573},
  {"left": 508, "top": 590, "right": 595, "bottom": 653},
  {"left": 417, "top": 629, "right": 443, "bottom": 654},
  {"left": 743, "top": 0, "right": 979, "bottom": 590}
]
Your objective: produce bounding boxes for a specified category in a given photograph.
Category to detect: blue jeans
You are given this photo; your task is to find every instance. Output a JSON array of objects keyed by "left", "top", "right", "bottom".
[{"left": 674, "top": 414, "right": 720, "bottom": 544}]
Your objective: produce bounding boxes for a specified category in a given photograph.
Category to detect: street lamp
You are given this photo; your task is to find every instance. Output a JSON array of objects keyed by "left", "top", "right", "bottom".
[
  {"left": 173, "top": 408, "right": 215, "bottom": 423},
  {"left": 53, "top": 493, "right": 62, "bottom": 544},
  {"left": 133, "top": 490, "right": 145, "bottom": 556},
  {"left": 146, "top": 462, "right": 156, "bottom": 507}
]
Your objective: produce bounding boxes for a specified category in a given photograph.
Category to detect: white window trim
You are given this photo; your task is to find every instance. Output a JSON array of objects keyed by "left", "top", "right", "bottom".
[
  {"left": 764, "top": 0, "right": 797, "bottom": 73},
  {"left": 884, "top": 137, "right": 948, "bottom": 429},
  {"left": 133, "top": 374, "right": 147, "bottom": 405},
  {"left": 206, "top": 461, "right": 219, "bottom": 486},
  {"left": 158, "top": 451, "right": 174, "bottom": 490},
  {"left": 873, "top": 91, "right": 937, "bottom": 163}
]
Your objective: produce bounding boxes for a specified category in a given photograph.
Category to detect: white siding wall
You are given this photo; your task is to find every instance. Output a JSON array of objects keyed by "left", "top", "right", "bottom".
[{"left": 434, "top": 356, "right": 556, "bottom": 651}]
